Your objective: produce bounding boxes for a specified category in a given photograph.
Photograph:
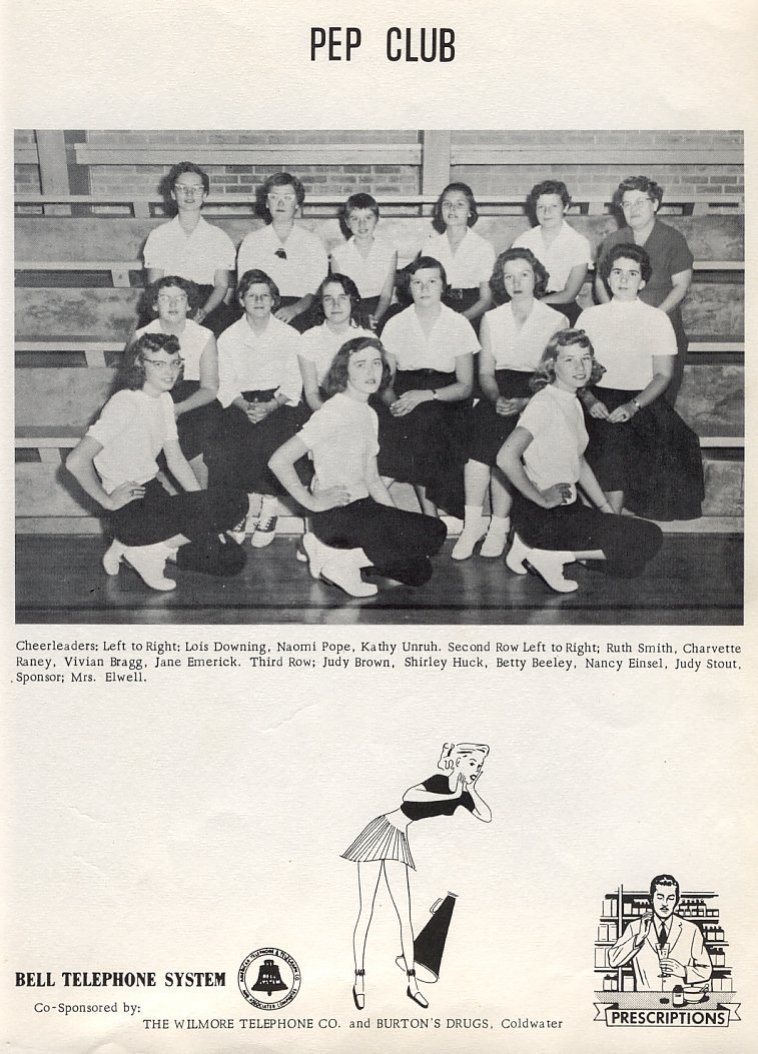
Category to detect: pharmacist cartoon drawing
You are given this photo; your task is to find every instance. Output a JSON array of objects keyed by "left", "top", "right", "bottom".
[
  {"left": 594, "top": 875, "right": 739, "bottom": 1029},
  {"left": 608, "top": 875, "right": 712, "bottom": 991},
  {"left": 341, "top": 741, "right": 491, "bottom": 1009}
]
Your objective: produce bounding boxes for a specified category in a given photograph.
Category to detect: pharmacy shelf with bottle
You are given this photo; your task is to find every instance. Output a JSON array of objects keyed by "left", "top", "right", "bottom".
[{"left": 594, "top": 887, "right": 732, "bottom": 993}]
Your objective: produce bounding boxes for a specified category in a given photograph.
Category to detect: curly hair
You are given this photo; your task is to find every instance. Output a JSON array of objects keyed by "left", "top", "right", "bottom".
[
  {"left": 309, "top": 273, "right": 367, "bottom": 328},
  {"left": 116, "top": 332, "right": 182, "bottom": 392},
  {"left": 146, "top": 274, "right": 201, "bottom": 315},
  {"left": 431, "top": 182, "right": 479, "bottom": 234},
  {"left": 236, "top": 269, "right": 281, "bottom": 313},
  {"left": 339, "top": 192, "right": 380, "bottom": 239},
  {"left": 600, "top": 242, "right": 652, "bottom": 284},
  {"left": 159, "top": 161, "right": 210, "bottom": 210},
  {"left": 437, "top": 742, "right": 490, "bottom": 771},
  {"left": 255, "top": 171, "right": 306, "bottom": 223},
  {"left": 527, "top": 179, "right": 571, "bottom": 213},
  {"left": 613, "top": 175, "right": 664, "bottom": 209},
  {"left": 490, "top": 248, "right": 550, "bottom": 304},
  {"left": 529, "top": 328, "right": 605, "bottom": 393},
  {"left": 323, "top": 337, "right": 391, "bottom": 398}
]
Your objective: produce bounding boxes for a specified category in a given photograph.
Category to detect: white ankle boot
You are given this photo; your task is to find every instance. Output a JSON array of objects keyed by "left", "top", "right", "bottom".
[
  {"left": 123, "top": 542, "right": 176, "bottom": 591},
  {"left": 526, "top": 549, "right": 578, "bottom": 593},
  {"left": 451, "top": 509, "right": 487, "bottom": 561},
  {"left": 321, "top": 550, "right": 378, "bottom": 598},
  {"left": 102, "top": 539, "right": 126, "bottom": 575},
  {"left": 302, "top": 532, "right": 334, "bottom": 580},
  {"left": 480, "top": 516, "right": 509, "bottom": 558},
  {"left": 505, "top": 530, "right": 530, "bottom": 575}
]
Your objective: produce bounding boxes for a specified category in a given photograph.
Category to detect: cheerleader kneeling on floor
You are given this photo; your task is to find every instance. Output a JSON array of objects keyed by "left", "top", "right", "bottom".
[
  {"left": 496, "top": 329, "right": 663, "bottom": 593},
  {"left": 269, "top": 337, "right": 447, "bottom": 598},
  {"left": 66, "top": 333, "right": 247, "bottom": 591}
]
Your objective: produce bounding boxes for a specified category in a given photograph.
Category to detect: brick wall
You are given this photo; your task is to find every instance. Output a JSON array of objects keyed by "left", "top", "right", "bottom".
[
  {"left": 15, "top": 129, "right": 744, "bottom": 204},
  {"left": 451, "top": 130, "right": 743, "bottom": 203},
  {"left": 86, "top": 130, "right": 421, "bottom": 198}
]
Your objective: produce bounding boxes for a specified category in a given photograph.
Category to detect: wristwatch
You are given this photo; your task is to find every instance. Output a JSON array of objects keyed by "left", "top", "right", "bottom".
[{"left": 632, "top": 397, "right": 642, "bottom": 412}]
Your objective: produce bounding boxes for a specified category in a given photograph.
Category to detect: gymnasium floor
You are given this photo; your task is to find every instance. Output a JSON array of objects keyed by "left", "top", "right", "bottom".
[{"left": 15, "top": 532, "right": 743, "bottom": 625}]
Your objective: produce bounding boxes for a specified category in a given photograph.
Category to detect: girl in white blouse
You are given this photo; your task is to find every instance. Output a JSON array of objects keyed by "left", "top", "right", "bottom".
[
  {"left": 379, "top": 257, "right": 479, "bottom": 518},
  {"left": 331, "top": 193, "right": 398, "bottom": 331},
  {"left": 511, "top": 180, "right": 591, "bottom": 325},
  {"left": 452, "top": 249, "right": 567, "bottom": 560},
  {"left": 269, "top": 337, "right": 446, "bottom": 598},
  {"left": 424, "top": 182, "right": 494, "bottom": 332},
  {"left": 207, "top": 269, "right": 307, "bottom": 547},
  {"left": 298, "top": 274, "right": 373, "bottom": 412},
  {"left": 66, "top": 333, "right": 246, "bottom": 591},
  {"left": 577, "top": 244, "right": 704, "bottom": 521},
  {"left": 497, "top": 329, "right": 663, "bottom": 593},
  {"left": 135, "top": 275, "right": 220, "bottom": 484}
]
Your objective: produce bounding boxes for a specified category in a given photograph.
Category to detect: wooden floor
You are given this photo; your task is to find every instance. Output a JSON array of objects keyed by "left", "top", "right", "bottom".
[{"left": 15, "top": 533, "right": 743, "bottom": 625}]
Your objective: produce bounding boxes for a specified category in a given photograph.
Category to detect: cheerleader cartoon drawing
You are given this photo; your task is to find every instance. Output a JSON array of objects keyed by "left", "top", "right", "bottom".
[{"left": 341, "top": 741, "right": 491, "bottom": 1008}]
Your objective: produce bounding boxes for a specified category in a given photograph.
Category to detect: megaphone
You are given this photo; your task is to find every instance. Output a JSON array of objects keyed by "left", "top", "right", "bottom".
[{"left": 396, "top": 891, "right": 458, "bottom": 983}]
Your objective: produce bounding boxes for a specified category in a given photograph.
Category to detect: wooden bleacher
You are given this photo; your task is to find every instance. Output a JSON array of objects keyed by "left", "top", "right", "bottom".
[{"left": 14, "top": 194, "right": 744, "bottom": 534}]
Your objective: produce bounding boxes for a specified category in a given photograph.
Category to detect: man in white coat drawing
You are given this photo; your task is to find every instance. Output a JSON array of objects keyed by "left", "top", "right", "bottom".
[{"left": 608, "top": 874, "right": 712, "bottom": 992}]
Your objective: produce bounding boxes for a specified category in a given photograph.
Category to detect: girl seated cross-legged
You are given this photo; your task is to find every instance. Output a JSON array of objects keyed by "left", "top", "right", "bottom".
[{"left": 269, "top": 337, "right": 446, "bottom": 599}]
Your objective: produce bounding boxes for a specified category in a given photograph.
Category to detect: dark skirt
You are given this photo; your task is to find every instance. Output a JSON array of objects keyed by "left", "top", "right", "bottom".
[
  {"left": 444, "top": 286, "right": 483, "bottom": 336},
  {"left": 170, "top": 380, "right": 223, "bottom": 461},
  {"left": 544, "top": 293, "right": 581, "bottom": 327},
  {"left": 511, "top": 494, "right": 663, "bottom": 578},
  {"left": 109, "top": 477, "right": 246, "bottom": 547},
  {"left": 312, "top": 497, "right": 446, "bottom": 586},
  {"left": 193, "top": 284, "right": 237, "bottom": 338},
  {"left": 206, "top": 388, "right": 310, "bottom": 495},
  {"left": 466, "top": 369, "right": 533, "bottom": 465},
  {"left": 378, "top": 368, "right": 469, "bottom": 518},
  {"left": 584, "top": 386, "right": 704, "bottom": 521}
]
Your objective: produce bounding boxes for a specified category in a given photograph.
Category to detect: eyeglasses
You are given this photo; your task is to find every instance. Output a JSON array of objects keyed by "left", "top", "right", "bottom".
[
  {"left": 143, "top": 357, "right": 184, "bottom": 371},
  {"left": 274, "top": 248, "right": 288, "bottom": 260},
  {"left": 157, "top": 294, "right": 188, "bottom": 305},
  {"left": 174, "top": 184, "right": 204, "bottom": 196},
  {"left": 268, "top": 193, "right": 297, "bottom": 203}
]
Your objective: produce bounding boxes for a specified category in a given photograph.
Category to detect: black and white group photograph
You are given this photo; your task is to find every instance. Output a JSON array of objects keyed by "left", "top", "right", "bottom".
[{"left": 14, "top": 129, "right": 744, "bottom": 625}]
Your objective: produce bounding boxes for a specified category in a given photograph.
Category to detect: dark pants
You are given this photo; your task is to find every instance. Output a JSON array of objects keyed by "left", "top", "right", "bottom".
[
  {"left": 312, "top": 498, "right": 447, "bottom": 586},
  {"left": 109, "top": 478, "right": 246, "bottom": 547},
  {"left": 512, "top": 495, "right": 663, "bottom": 578},
  {"left": 207, "top": 389, "right": 310, "bottom": 495}
]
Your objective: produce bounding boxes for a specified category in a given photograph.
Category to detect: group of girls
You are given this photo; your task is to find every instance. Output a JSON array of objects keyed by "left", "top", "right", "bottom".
[{"left": 67, "top": 162, "right": 703, "bottom": 598}]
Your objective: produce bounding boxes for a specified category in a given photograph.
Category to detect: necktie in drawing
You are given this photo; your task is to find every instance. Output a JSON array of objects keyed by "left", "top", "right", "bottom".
[{"left": 658, "top": 923, "right": 668, "bottom": 949}]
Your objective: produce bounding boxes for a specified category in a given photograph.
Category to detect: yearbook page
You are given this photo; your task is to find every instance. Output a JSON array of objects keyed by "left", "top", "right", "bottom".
[{"left": 3, "top": 2, "right": 756, "bottom": 1052}]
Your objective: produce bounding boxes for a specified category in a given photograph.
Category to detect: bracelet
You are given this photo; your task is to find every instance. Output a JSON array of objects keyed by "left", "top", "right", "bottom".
[
  {"left": 431, "top": 390, "right": 438, "bottom": 400},
  {"left": 632, "top": 397, "right": 642, "bottom": 412}
]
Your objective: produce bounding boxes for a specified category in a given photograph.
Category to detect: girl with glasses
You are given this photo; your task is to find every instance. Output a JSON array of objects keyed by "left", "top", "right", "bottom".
[
  {"left": 66, "top": 333, "right": 246, "bottom": 591},
  {"left": 207, "top": 270, "right": 308, "bottom": 548},
  {"left": 142, "top": 161, "right": 236, "bottom": 336}
]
